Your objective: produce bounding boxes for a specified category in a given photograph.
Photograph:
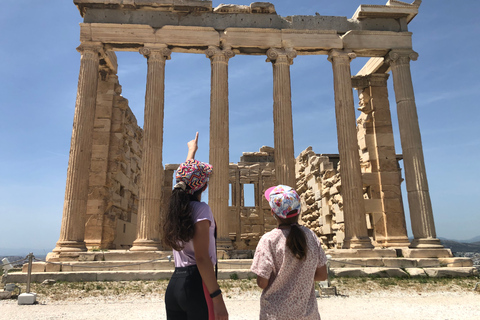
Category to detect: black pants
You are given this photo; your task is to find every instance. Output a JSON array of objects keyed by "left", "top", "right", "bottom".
[{"left": 165, "top": 265, "right": 209, "bottom": 320}]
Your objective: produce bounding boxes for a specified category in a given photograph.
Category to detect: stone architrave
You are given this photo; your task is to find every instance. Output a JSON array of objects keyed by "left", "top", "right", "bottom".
[
  {"left": 266, "top": 48, "right": 297, "bottom": 188},
  {"left": 130, "top": 44, "right": 171, "bottom": 251},
  {"left": 206, "top": 46, "right": 235, "bottom": 249},
  {"left": 53, "top": 42, "right": 103, "bottom": 253},
  {"left": 328, "top": 49, "right": 373, "bottom": 249},
  {"left": 352, "top": 74, "right": 410, "bottom": 247},
  {"left": 386, "top": 49, "right": 442, "bottom": 248}
]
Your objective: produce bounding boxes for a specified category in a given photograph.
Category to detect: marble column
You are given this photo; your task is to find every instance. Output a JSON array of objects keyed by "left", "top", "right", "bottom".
[
  {"left": 53, "top": 42, "right": 103, "bottom": 253},
  {"left": 328, "top": 49, "right": 373, "bottom": 249},
  {"left": 206, "top": 46, "right": 235, "bottom": 249},
  {"left": 131, "top": 45, "right": 171, "bottom": 251},
  {"left": 352, "top": 74, "right": 410, "bottom": 247},
  {"left": 386, "top": 49, "right": 442, "bottom": 248},
  {"left": 266, "top": 48, "right": 297, "bottom": 188}
]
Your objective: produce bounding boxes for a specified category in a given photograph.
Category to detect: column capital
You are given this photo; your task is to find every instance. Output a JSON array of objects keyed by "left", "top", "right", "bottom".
[
  {"left": 266, "top": 47, "right": 297, "bottom": 65},
  {"left": 352, "top": 73, "right": 390, "bottom": 89},
  {"left": 140, "top": 44, "right": 171, "bottom": 61},
  {"left": 205, "top": 46, "right": 235, "bottom": 61},
  {"left": 327, "top": 49, "right": 356, "bottom": 63},
  {"left": 76, "top": 41, "right": 104, "bottom": 59},
  {"left": 386, "top": 49, "right": 419, "bottom": 66}
]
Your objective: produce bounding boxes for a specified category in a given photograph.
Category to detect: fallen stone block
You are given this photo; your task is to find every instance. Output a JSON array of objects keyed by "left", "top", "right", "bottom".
[
  {"left": 41, "top": 279, "right": 57, "bottom": 286},
  {"left": 319, "top": 286, "right": 337, "bottom": 296},
  {"left": 424, "top": 267, "right": 477, "bottom": 277},
  {"left": 0, "top": 291, "right": 12, "bottom": 300},
  {"left": 404, "top": 268, "right": 427, "bottom": 277},
  {"left": 438, "top": 258, "right": 473, "bottom": 267},
  {"left": 330, "top": 267, "right": 408, "bottom": 278}
]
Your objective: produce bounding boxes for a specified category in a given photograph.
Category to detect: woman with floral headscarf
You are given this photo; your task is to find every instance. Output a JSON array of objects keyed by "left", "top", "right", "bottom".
[
  {"left": 251, "top": 185, "right": 328, "bottom": 320},
  {"left": 163, "top": 132, "right": 228, "bottom": 320}
]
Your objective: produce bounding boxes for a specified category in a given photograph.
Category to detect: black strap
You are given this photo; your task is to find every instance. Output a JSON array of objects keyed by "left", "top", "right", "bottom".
[
  {"left": 210, "top": 288, "right": 222, "bottom": 298},
  {"left": 214, "top": 219, "right": 218, "bottom": 279}
]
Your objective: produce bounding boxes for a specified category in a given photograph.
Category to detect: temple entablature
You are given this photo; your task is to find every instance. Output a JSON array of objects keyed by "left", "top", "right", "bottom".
[{"left": 74, "top": 0, "right": 420, "bottom": 57}]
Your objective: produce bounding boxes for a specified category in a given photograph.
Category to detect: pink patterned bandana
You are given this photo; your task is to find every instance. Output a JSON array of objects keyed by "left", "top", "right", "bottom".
[
  {"left": 175, "top": 159, "right": 213, "bottom": 194},
  {"left": 264, "top": 185, "right": 301, "bottom": 219}
]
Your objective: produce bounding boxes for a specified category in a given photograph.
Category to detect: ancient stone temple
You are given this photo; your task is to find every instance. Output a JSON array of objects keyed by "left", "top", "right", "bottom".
[{"left": 14, "top": 0, "right": 475, "bottom": 280}]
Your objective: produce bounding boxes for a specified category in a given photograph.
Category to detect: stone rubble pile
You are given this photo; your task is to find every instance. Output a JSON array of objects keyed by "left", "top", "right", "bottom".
[{"left": 296, "top": 147, "right": 346, "bottom": 249}]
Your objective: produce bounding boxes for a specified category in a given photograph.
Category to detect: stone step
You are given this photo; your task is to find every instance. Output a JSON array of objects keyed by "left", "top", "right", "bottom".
[
  {"left": 330, "top": 267, "right": 477, "bottom": 278},
  {"left": 45, "top": 250, "right": 172, "bottom": 262},
  {"left": 26, "top": 257, "right": 473, "bottom": 273},
  {"left": 331, "top": 267, "right": 409, "bottom": 278},
  {"left": 24, "top": 261, "right": 174, "bottom": 272},
  {"left": 325, "top": 248, "right": 398, "bottom": 258},
  {"left": 23, "top": 259, "right": 254, "bottom": 273},
  {"left": 328, "top": 257, "right": 473, "bottom": 268},
  {"left": 401, "top": 248, "right": 453, "bottom": 258},
  {"left": 45, "top": 248, "right": 455, "bottom": 262},
  {"left": 5, "top": 269, "right": 255, "bottom": 283},
  {"left": 6, "top": 267, "right": 477, "bottom": 283}
]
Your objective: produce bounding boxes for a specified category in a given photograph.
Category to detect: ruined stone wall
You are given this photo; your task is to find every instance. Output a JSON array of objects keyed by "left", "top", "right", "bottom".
[
  {"left": 85, "top": 70, "right": 143, "bottom": 250},
  {"left": 296, "top": 148, "right": 347, "bottom": 249},
  {"left": 295, "top": 139, "right": 404, "bottom": 249},
  {"left": 354, "top": 79, "right": 409, "bottom": 247},
  {"left": 228, "top": 146, "right": 278, "bottom": 250}
]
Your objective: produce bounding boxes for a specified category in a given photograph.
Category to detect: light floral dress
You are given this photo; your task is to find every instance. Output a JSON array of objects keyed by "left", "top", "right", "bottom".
[{"left": 251, "top": 226, "right": 327, "bottom": 320}]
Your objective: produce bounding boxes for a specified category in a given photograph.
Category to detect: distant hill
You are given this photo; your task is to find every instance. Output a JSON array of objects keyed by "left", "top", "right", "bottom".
[
  {"left": 0, "top": 247, "right": 49, "bottom": 257},
  {"left": 440, "top": 239, "right": 480, "bottom": 253},
  {"left": 462, "top": 236, "right": 480, "bottom": 243}
]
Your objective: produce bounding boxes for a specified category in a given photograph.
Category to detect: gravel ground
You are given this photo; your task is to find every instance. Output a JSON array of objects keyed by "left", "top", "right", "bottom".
[{"left": 1, "top": 279, "right": 479, "bottom": 320}]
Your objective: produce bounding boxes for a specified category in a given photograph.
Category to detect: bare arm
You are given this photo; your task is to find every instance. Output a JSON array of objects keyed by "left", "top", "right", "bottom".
[
  {"left": 314, "top": 265, "right": 328, "bottom": 281},
  {"left": 193, "top": 220, "right": 228, "bottom": 320},
  {"left": 186, "top": 132, "right": 199, "bottom": 161},
  {"left": 256, "top": 275, "right": 269, "bottom": 289}
]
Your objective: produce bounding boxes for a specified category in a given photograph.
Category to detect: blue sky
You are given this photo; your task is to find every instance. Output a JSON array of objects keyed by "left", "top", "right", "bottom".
[{"left": 1, "top": 0, "right": 479, "bottom": 255}]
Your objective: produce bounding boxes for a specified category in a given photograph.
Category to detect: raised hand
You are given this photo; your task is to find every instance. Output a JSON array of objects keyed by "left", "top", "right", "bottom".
[{"left": 186, "top": 132, "right": 199, "bottom": 160}]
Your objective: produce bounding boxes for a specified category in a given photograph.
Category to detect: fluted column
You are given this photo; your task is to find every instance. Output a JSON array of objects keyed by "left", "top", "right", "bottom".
[
  {"left": 53, "top": 42, "right": 103, "bottom": 252},
  {"left": 206, "top": 46, "right": 235, "bottom": 249},
  {"left": 131, "top": 44, "right": 171, "bottom": 251},
  {"left": 328, "top": 49, "right": 373, "bottom": 249},
  {"left": 386, "top": 49, "right": 442, "bottom": 248},
  {"left": 266, "top": 48, "right": 297, "bottom": 187}
]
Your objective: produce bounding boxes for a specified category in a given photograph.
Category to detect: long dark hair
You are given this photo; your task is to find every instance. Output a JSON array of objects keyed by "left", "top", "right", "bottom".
[
  {"left": 162, "top": 185, "right": 206, "bottom": 251},
  {"left": 278, "top": 211, "right": 307, "bottom": 260}
]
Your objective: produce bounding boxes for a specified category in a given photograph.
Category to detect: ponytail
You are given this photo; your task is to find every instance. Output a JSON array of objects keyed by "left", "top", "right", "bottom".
[
  {"left": 287, "top": 224, "right": 307, "bottom": 260},
  {"left": 162, "top": 184, "right": 208, "bottom": 251},
  {"left": 279, "top": 213, "right": 307, "bottom": 260}
]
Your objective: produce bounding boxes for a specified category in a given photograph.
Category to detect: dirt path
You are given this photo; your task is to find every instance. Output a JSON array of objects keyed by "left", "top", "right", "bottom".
[
  {"left": 2, "top": 291, "right": 479, "bottom": 320},
  {"left": 2, "top": 278, "right": 479, "bottom": 319}
]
